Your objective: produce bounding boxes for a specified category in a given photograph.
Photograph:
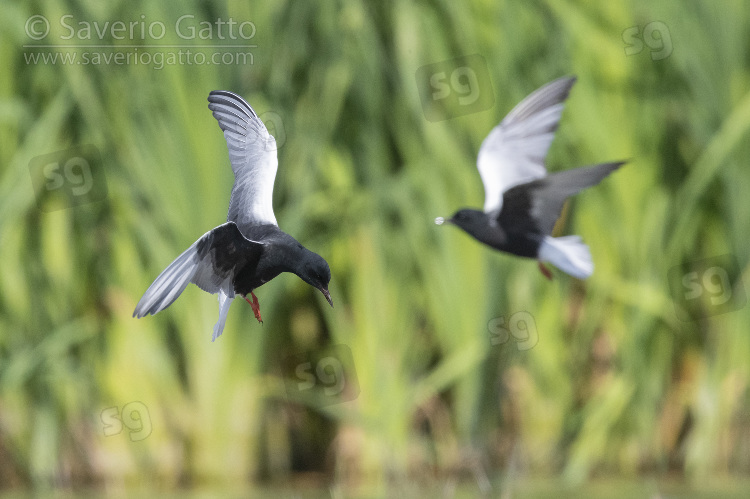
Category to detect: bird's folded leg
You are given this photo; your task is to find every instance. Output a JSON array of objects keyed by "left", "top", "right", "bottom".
[
  {"left": 244, "top": 292, "right": 263, "bottom": 324},
  {"left": 538, "top": 262, "right": 553, "bottom": 281}
]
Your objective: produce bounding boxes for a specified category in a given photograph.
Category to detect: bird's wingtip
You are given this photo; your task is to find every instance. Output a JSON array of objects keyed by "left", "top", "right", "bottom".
[
  {"left": 207, "top": 89, "right": 240, "bottom": 105},
  {"left": 606, "top": 159, "right": 629, "bottom": 172},
  {"left": 560, "top": 75, "right": 578, "bottom": 93}
]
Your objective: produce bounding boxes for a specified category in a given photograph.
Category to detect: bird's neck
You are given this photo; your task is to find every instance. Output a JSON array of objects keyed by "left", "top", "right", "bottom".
[{"left": 264, "top": 234, "right": 310, "bottom": 274}]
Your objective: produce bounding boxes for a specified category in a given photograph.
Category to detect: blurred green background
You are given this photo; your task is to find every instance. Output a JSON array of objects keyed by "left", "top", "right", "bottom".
[{"left": 2, "top": 0, "right": 750, "bottom": 497}]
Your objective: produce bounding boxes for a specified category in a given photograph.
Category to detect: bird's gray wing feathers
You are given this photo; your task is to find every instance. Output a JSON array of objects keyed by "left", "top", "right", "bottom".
[
  {"left": 133, "top": 222, "right": 263, "bottom": 318},
  {"left": 500, "top": 162, "right": 624, "bottom": 236},
  {"left": 208, "top": 90, "right": 279, "bottom": 230},
  {"left": 477, "top": 76, "right": 577, "bottom": 215}
]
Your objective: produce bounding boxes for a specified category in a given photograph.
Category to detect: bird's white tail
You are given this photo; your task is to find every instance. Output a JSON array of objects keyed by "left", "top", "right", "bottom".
[
  {"left": 212, "top": 290, "right": 233, "bottom": 341},
  {"left": 538, "top": 236, "right": 593, "bottom": 279}
]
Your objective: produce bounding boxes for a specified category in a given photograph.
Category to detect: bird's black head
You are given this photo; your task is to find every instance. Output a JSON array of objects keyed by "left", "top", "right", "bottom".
[
  {"left": 446, "top": 209, "right": 490, "bottom": 237},
  {"left": 297, "top": 251, "right": 333, "bottom": 307},
  {"left": 437, "top": 208, "right": 508, "bottom": 248}
]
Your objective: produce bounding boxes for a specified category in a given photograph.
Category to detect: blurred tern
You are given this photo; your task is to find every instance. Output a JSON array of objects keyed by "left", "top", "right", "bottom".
[{"left": 438, "top": 76, "right": 625, "bottom": 279}]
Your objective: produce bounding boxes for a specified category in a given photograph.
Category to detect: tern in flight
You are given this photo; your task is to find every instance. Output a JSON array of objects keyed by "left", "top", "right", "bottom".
[
  {"left": 134, "top": 91, "right": 332, "bottom": 341},
  {"left": 437, "top": 76, "right": 625, "bottom": 279}
]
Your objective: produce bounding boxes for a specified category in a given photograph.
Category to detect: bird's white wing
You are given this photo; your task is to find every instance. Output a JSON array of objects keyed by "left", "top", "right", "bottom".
[
  {"left": 208, "top": 91, "right": 279, "bottom": 230},
  {"left": 476, "top": 76, "right": 577, "bottom": 215}
]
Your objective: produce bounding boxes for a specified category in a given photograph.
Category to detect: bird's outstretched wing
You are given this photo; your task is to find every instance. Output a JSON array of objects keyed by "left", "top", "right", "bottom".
[
  {"left": 477, "top": 76, "right": 577, "bottom": 216},
  {"left": 497, "top": 162, "right": 625, "bottom": 236},
  {"left": 208, "top": 91, "right": 279, "bottom": 231},
  {"left": 133, "top": 222, "right": 264, "bottom": 318}
]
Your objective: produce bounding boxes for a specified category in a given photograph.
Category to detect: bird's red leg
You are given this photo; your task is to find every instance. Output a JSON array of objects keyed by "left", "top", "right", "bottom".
[
  {"left": 538, "top": 262, "right": 553, "bottom": 281},
  {"left": 244, "top": 292, "right": 263, "bottom": 324}
]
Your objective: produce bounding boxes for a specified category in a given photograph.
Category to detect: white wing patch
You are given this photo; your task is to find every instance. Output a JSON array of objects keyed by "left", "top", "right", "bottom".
[
  {"left": 208, "top": 91, "right": 279, "bottom": 228},
  {"left": 476, "top": 77, "right": 577, "bottom": 215}
]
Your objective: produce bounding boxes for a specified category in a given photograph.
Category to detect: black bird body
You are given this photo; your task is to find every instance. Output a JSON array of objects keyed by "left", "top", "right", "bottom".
[
  {"left": 195, "top": 222, "right": 330, "bottom": 297},
  {"left": 440, "top": 76, "right": 624, "bottom": 279},
  {"left": 134, "top": 91, "right": 332, "bottom": 340}
]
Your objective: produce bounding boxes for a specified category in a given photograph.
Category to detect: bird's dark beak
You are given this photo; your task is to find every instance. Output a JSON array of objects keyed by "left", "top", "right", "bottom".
[
  {"left": 435, "top": 216, "right": 453, "bottom": 226},
  {"left": 320, "top": 287, "right": 333, "bottom": 307}
]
